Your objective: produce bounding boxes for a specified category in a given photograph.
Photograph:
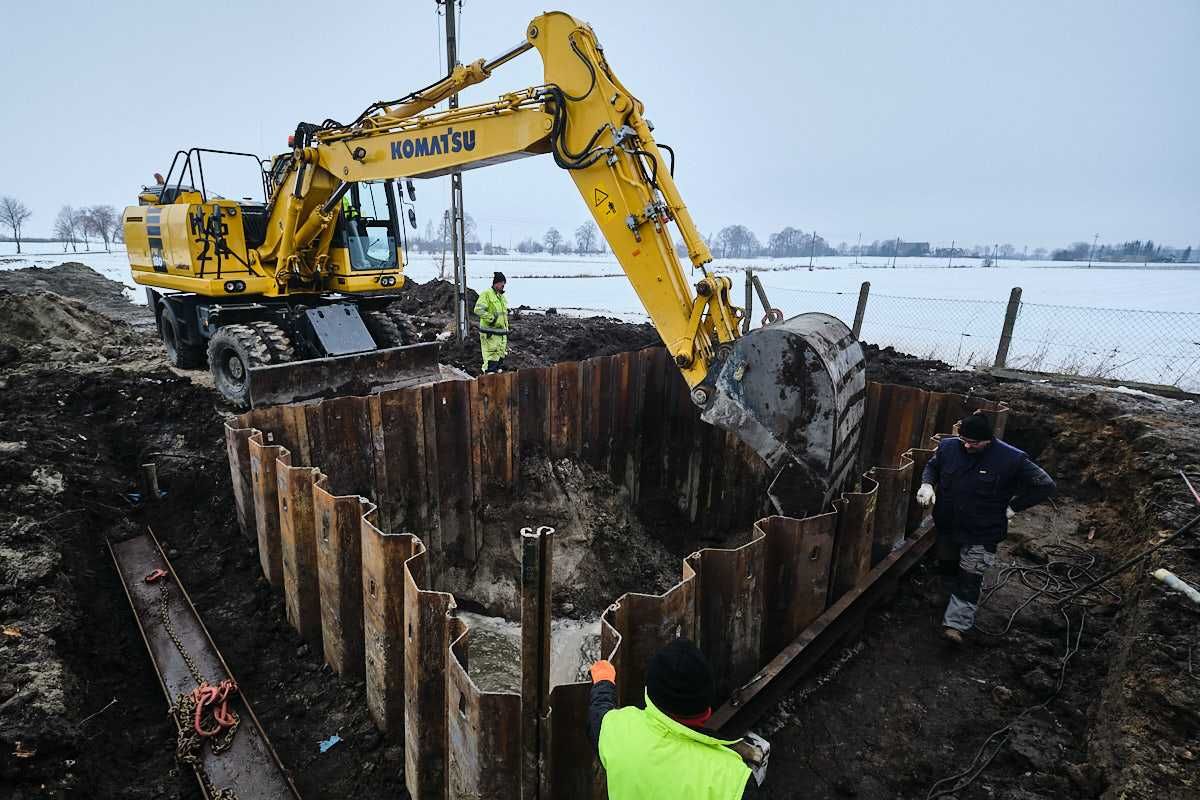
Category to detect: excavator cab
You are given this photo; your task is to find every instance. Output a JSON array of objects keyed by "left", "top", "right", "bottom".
[{"left": 332, "top": 181, "right": 404, "bottom": 272}]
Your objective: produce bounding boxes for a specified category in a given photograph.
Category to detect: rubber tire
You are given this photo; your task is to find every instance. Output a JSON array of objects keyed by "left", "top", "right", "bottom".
[
  {"left": 206, "top": 324, "right": 270, "bottom": 408},
  {"left": 159, "top": 302, "right": 205, "bottom": 369},
  {"left": 363, "top": 310, "right": 405, "bottom": 348}
]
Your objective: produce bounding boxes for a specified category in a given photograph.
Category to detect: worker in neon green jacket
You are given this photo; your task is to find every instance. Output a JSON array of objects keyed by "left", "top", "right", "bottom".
[
  {"left": 474, "top": 271, "right": 509, "bottom": 373},
  {"left": 588, "top": 639, "right": 755, "bottom": 799}
]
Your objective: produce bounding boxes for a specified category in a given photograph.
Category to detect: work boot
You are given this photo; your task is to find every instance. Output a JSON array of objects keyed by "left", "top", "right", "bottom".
[{"left": 941, "top": 626, "right": 965, "bottom": 645}]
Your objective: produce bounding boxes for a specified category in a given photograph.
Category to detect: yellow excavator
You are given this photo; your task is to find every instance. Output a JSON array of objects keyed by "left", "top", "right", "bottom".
[{"left": 123, "top": 10, "right": 865, "bottom": 513}]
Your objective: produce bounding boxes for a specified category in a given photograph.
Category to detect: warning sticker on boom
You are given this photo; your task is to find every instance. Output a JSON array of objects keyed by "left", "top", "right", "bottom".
[{"left": 593, "top": 187, "right": 609, "bottom": 207}]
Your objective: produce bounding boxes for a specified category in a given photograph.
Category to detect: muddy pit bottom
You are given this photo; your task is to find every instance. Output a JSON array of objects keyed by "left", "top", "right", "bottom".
[{"left": 443, "top": 456, "right": 735, "bottom": 693}]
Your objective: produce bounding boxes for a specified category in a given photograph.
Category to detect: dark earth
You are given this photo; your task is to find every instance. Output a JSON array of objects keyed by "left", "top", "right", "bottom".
[{"left": 1, "top": 265, "right": 1197, "bottom": 799}]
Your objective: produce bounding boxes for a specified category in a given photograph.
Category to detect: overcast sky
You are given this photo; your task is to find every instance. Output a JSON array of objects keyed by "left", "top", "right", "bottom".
[{"left": 2, "top": 1, "right": 1197, "bottom": 249}]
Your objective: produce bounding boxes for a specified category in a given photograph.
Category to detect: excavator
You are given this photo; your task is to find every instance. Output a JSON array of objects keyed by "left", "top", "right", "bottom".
[{"left": 123, "top": 10, "right": 865, "bottom": 514}]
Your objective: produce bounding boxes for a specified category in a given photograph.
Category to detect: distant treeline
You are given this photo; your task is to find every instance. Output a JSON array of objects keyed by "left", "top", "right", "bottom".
[{"left": 696, "top": 225, "right": 1197, "bottom": 263}]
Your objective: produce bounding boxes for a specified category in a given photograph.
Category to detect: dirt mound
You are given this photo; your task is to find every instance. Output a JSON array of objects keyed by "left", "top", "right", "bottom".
[
  {"left": 0, "top": 289, "right": 150, "bottom": 369},
  {"left": 0, "top": 261, "right": 151, "bottom": 328},
  {"left": 396, "top": 277, "right": 662, "bottom": 375}
]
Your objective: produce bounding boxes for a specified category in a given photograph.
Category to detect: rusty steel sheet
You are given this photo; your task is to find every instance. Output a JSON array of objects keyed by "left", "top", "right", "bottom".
[
  {"left": 828, "top": 478, "right": 879, "bottom": 603},
  {"left": 313, "top": 475, "right": 366, "bottom": 678},
  {"left": 401, "top": 541, "right": 456, "bottom": 798},
  {"left": 276, "top": 451, "right": 323, "bottom": 650},
  {"left": 108, "top": 529, "right": 300, "bottom": 800},
  {"left": 360, "top": 504, "right": 421, "bottom": 737},
  {"left": 246, "top": 341, "right": 443, "bottom": 408},
  {"left": 868, "top": 459, "right": 915, "bottom": 565},
  {"left": 711, "top": 520, "right": 938, "bottom": 736},
  {"left": 860, "top": 382, "right": 1011, "bottom": 472},
  {"left": 249, "top": 433, "right": 285, "bottom": 587},
  {"left": 446, "top": 619, "right": 523, "bottom": 799},
  {"left": 222, "top": 350, "right": 1010, "bottom": 800}
]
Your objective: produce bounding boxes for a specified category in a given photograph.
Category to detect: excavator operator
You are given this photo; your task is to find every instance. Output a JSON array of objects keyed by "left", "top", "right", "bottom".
[{"left": 474, "top": 271, "right": 509, "bottom": 373}]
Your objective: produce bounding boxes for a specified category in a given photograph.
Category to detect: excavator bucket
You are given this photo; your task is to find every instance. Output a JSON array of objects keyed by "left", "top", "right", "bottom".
[
  {"left": 246, "top": 342, "right": 445, "bottom": 408},
  {"left": 700, "top": 313, "right": 867, "bottom": 517}
]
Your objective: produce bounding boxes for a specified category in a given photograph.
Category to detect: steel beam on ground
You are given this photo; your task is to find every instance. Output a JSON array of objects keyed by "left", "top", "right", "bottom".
[{"left": 108, "top": 529, "right": 299, "bottom": 800}]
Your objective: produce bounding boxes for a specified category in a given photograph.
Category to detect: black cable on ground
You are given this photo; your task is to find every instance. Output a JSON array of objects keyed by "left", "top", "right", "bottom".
[{"left": 925, "top": 542, "right": 1111, "bottom": 800}]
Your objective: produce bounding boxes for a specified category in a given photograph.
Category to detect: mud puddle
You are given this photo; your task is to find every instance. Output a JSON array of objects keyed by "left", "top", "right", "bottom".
[{"left": 455, "top": 611, "right": 601, "bottom": 693}]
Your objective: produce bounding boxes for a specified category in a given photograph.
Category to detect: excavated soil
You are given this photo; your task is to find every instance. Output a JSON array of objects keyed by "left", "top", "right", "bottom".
[
  {"left": 442, "top": 457, "right": 686, "bottom": 622},
  {"left": 2, "top": 263, "right": 1198, "bottom": 800},
  {"left": 394, "top": 277, "right": 663, "bottom": 376}
]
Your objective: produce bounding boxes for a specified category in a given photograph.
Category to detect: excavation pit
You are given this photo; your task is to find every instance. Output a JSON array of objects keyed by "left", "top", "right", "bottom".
[{"left": 226, "top": 348, "right": 1008, "bottom": 799}]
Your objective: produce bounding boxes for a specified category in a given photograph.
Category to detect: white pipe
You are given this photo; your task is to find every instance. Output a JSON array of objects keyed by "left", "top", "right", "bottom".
[{"left": 1152, "top": 569, "right": 1200, "bottom": 606}]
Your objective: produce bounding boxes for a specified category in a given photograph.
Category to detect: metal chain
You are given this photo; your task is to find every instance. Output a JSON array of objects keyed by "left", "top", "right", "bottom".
[
  {"left": 155, "top": 578, "right": 206, "bottom": 687},
  {"left": 152, "top": 573, "right": 241, "bottom": 800}
]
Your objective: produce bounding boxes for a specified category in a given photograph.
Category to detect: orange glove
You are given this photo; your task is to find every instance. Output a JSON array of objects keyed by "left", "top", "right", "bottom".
[{"left": 590, "top": 660, "right": 616, "bottom": 684}]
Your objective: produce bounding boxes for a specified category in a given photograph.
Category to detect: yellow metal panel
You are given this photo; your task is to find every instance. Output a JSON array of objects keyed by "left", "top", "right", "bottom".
[{"left": 319, "top": 108, "right": 553, "bottom": 182}]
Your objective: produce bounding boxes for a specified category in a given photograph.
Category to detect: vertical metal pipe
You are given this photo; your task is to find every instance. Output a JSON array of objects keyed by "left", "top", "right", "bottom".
[
  {"left": 993, "top": 286, "right": 1023, "bottom": 368},
  {"left": 442, "top": 0, "right": 469, "bottom": 345},
  {"left": 140, "top": 463, "right": 160, "bottom": 502}
]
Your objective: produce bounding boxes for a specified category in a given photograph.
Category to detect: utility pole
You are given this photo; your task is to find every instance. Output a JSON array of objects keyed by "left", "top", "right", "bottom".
[
  {"left": 948, "top": 239, "right": 955, "bottom": 269},
  {"left": 439, "top": 0, "right": 469, "bottom": 344},
  {"left": 854, "top": 232, "right": 862, "bottom": 265},
  {"left": 892, "top": 236, "right": 900, "bottom": 268},
  {"left": 808, "top": 231, "right": 817, "bottom": 269},
  {"left": 1087, "top": 232, "right": 1099, "bottom": 269}
]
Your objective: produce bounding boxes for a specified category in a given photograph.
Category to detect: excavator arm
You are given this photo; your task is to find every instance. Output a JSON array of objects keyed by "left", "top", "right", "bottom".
[
  {"left": 298, "top": 12, "right": 735, "bottom": 388},
  {"left": 271, "top": 10, "right": 865, "bottom": 514}
]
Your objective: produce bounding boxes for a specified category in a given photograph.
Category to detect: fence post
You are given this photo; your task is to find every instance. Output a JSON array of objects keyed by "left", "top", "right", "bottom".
[
  {"left": 743, "top": 268, "right": 754, "bottom": 334},
  {"left": 852, "top": 281, "right": 870, "bottom": 338},
  {"left": 993, "top": 287, "right": 1023, "bottom": 368}
]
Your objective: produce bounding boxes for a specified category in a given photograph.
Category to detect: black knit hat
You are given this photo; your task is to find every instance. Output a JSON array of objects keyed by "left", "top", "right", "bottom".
[
  {"left": 493, "top": 271, "right": 506, "bottom": 285},
  {"left": 646, "top": 638, "right": 714, "bottom": 717},
  {"left": 960, "top": 413, "right": 994, "bottom": 441}
]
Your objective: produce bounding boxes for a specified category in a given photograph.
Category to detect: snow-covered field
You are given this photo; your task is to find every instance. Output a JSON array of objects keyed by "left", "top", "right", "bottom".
[{"left": 4, "top": 243, "right": 1198, "bottom": 390}]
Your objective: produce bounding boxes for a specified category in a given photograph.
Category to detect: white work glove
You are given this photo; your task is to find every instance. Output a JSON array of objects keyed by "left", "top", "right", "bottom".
[
  {"left": 916, "top": 483, "right": 936, "bottom": 508},
  {"left": 1006, "top": 506, "right": 1016, "bottom": 519}
]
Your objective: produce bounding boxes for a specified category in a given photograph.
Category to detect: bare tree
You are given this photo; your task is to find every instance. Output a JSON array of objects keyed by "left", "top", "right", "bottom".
[
  {"left": 83, "top": 205, "right": 118, "bottom": 252},
  {"left": 0, "top": 197, "right": 33, "bottom": 254},
  {"left": 574, "top": 221, "right": 597, "bottom": 254},
  {"left": 543, "top": 226, "right": 563, "bottom": 254},
  {"left": 715, "top": 224, "right": 761, "bottom": 258},
  {"left": 54, "top": 205, "right": 79, "bottom": 252},
  {"left": 74, "top": 207, "right": 92, "bottom": 249}
]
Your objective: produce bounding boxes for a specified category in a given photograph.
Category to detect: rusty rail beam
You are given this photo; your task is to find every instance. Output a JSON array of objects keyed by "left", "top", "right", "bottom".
[
  {"left": 108, "top": 529, "right": 300, "bottom": 800},
  {"left": 710, "top": 521, "right": 937, "bottom": 736}
]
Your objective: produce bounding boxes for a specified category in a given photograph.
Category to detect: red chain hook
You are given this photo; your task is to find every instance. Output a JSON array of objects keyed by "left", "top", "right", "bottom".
[{"left": 192, "top": 679, "right": 239, "bottom": 737}]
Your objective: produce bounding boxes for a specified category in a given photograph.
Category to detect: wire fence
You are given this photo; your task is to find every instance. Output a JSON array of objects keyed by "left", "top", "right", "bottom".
[{"left": 763, "top": 284, "right": 1200, "bottom": 392}]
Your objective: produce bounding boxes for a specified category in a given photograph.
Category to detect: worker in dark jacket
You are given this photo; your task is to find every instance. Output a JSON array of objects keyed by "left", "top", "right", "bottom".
[
  {"left": 588, "top": 639, "right": 754, "bottom": 799},
  {"left": 916, "top": 412, "right": 1055, "bottom": 644}
]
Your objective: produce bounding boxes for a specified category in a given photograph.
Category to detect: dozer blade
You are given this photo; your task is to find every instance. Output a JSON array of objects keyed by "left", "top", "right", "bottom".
[
  {"left": 247, "top": 342, "right": 444, "bottom": 408},
  {"left": 700, "top": 313, "right": 866, "bottom": 517}
]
